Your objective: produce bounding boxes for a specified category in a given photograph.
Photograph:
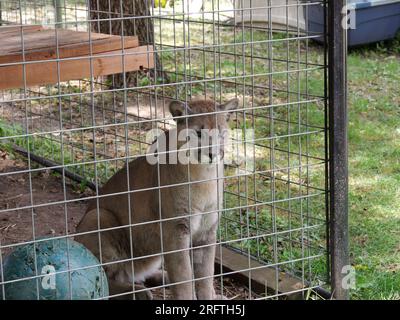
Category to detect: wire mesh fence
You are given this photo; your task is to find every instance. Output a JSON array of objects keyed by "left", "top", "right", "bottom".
[{"left": 0, "top": 0, "right": 347, "bottom": 300}]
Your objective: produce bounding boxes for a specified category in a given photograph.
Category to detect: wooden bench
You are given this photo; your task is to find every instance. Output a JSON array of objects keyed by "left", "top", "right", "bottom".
[{"left": 0, "top": 25, "right": 154, "bottom": 90}]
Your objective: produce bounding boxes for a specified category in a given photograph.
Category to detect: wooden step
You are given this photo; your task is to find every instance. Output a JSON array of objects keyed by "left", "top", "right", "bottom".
[
  {"left": 0, "top": 46, "right": 154, "bottom": 90},
  {"left": 0, "top": 27, "right": 139, "bottom": 64},
  {"left": 0, "top": 26, "right": 153, "bottom": 89},
  {"left": 0, "top": 25, "right": 44, "bottom": 36}
]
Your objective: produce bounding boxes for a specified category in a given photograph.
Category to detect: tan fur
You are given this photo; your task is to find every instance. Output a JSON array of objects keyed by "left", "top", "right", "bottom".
[{"left": 75, "top": 98, "right": 238, "bottom": 300}]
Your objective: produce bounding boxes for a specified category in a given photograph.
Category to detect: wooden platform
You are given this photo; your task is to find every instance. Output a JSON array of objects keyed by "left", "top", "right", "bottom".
[
  {"left": 0, "top": 25, "right": 154, "bottom": 90},
  {"left": 215, "top": 246, "right": 305, "bottom": 299}
]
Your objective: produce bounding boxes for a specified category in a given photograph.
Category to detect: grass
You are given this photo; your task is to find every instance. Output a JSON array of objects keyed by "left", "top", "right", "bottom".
[{"left": 345, "top": 38, "right": 400, "bottom": 299}]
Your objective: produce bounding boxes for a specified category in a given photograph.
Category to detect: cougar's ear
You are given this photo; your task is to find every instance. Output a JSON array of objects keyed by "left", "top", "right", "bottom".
[
  {"left": 169, "top": 100, "right": 192, "bottom": 122},
  {"left": 219, "top": 98, "right": 239, "bottom": 121}
]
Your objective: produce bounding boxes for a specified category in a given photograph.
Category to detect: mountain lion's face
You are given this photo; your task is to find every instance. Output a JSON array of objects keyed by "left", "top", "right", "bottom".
[{"left": 169, "top": 98, "right": 239, "bottom": 163}]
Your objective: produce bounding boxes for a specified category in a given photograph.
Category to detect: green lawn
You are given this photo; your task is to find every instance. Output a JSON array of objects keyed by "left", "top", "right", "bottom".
[{"left": 346, "top": 41, "right": 400, "bottom": 300}]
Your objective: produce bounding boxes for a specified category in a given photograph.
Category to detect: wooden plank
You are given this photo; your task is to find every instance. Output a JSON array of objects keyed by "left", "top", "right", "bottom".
[
  {"left": 0, "top": 25, "right": 43, "bottom": 36},
  {"left": 0, "top": 28, "right": 139, "bottom": 64},
  {"left": 215, "top": 246, "right": 305, "bottom": 299},
  {"left": 0, "top": 29, "right": 124, "bottom": 55},
  {"left": 0, "top": 46, "right": 154, "bottom": 90}
]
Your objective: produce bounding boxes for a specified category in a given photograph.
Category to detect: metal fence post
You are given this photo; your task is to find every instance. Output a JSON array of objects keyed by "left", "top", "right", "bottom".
[{"left": 328, "top": 0, "right": 349, "bottom": 300}]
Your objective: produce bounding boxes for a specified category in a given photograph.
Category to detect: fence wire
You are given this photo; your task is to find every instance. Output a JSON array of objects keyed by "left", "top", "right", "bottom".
[{"left": 0, "top": 0, "right": 332, "bottom": 300}]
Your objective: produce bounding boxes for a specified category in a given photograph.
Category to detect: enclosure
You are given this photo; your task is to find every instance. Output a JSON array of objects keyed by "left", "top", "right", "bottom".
[{"left": 0, "top": 0, "right": 348, "bottom": 300}]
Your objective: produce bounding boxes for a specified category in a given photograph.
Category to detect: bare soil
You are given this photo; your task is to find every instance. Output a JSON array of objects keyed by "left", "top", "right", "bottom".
[{"left": 0, "top": 148, "right": 90, "bottom": 250}]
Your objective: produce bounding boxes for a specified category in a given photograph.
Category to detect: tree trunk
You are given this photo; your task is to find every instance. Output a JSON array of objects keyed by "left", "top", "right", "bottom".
[{"left": 89, "top": 0, "right": 162, "bottom": 87}]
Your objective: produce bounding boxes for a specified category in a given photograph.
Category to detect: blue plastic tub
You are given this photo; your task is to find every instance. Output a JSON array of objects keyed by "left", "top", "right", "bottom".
[{"left": 306, "top": 0, "right": 400, "bottom": 46}]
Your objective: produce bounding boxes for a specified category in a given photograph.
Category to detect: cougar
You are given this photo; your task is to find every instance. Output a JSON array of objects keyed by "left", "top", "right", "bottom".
[{"left": 75, "top": 98, "right": 239, "bottom": 300}]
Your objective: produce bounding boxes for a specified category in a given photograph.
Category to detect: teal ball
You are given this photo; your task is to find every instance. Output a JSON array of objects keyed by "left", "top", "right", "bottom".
[{"left": 1, "top": 238, "right": 109, "bottom": 300}]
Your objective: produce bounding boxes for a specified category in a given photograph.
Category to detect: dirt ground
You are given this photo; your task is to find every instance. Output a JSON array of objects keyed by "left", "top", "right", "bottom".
[
  {"left": 0, "top": 149, "right": 90, "bottom": 249},
  {"left": 0, "top": 148, "right": 255, "bottom": 300}
]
